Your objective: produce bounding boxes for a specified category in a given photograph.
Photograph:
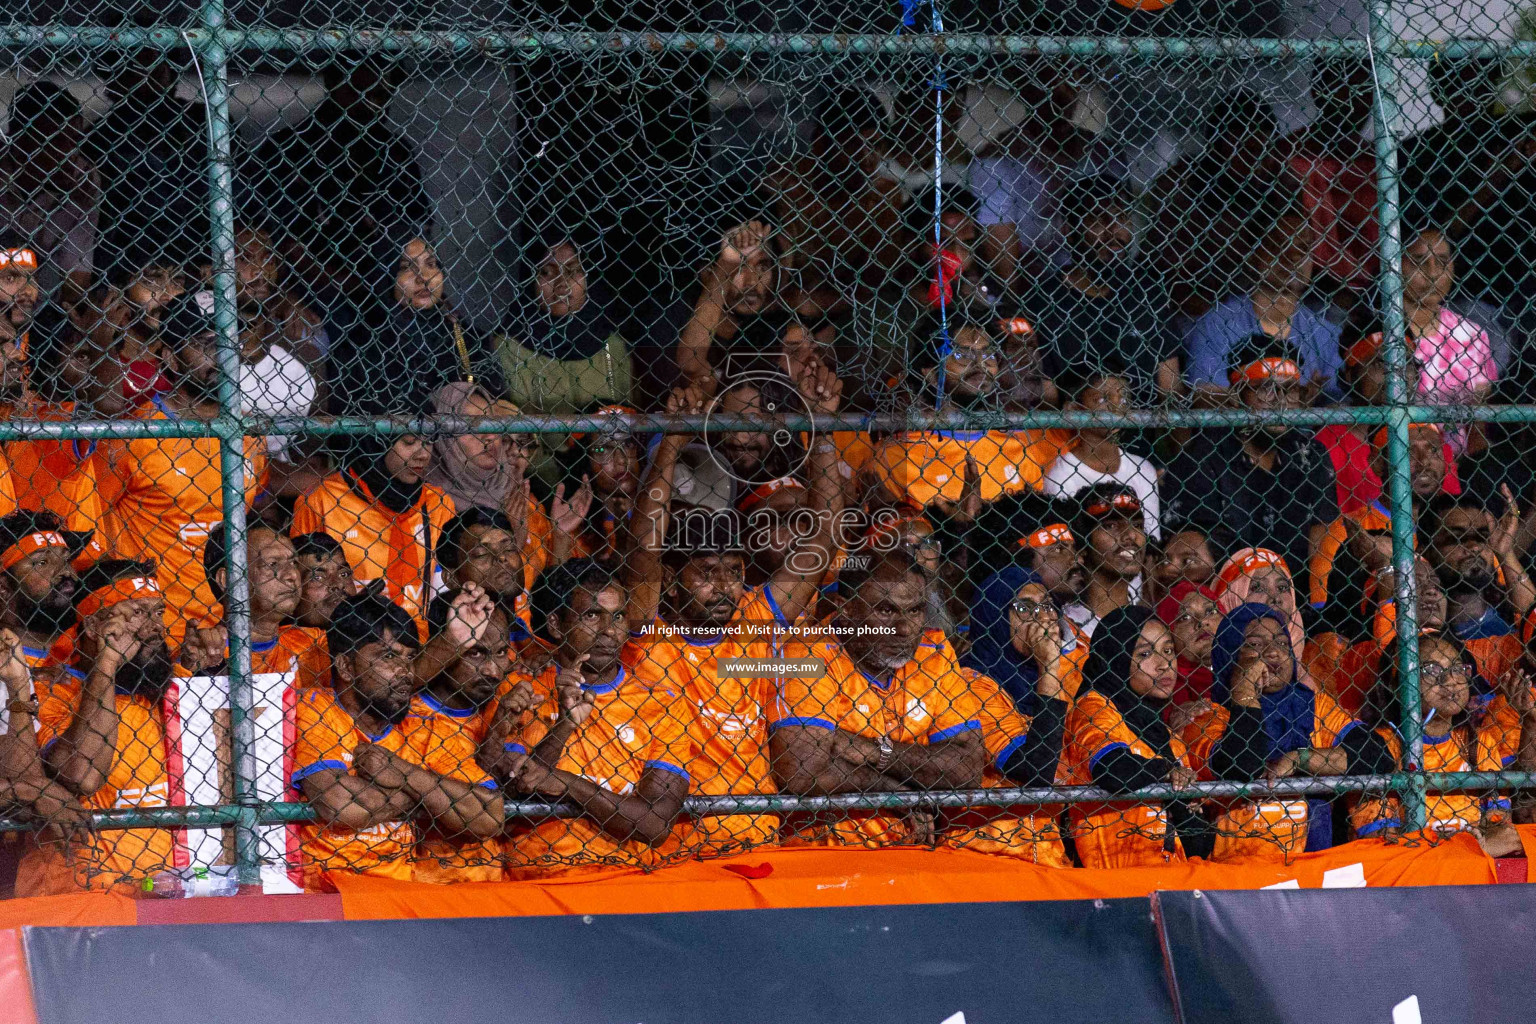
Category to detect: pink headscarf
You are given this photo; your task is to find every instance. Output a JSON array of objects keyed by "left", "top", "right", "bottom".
[{"left": 1210, "top": 547, "right": 1317, "bottom": 692}]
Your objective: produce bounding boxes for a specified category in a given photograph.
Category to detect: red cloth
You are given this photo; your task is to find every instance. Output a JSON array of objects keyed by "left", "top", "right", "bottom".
[
  {"left": 1289, "top": 151, "right": 1378, "bottom": 291},
  {"left": 122, "top": 357, "right": 170, "bottom": 403},
  {"left": 1315, "top": 423, "right": 1460, "bottom": 514},
  {"left": 1155, "top": 581, "right": 1218, "bottom": 707}
]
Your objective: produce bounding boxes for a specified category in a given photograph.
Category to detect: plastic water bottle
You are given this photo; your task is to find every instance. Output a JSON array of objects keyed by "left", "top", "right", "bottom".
[{"left": 144, "top": 865, "right": 241, "bottom": 898}]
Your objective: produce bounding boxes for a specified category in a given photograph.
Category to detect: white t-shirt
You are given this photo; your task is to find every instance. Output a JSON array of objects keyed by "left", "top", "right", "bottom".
[
  {"left": 241, "top": 345, "right": 317, "bottom": 459},
  {"left": 1041, "top": 449, "right": 1161, "bottom": 540}
]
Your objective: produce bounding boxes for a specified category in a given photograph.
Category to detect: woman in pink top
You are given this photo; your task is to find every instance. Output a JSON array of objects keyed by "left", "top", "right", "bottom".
[{"left": 1404, "top": 228, "right": 1495, "bottom": 455}]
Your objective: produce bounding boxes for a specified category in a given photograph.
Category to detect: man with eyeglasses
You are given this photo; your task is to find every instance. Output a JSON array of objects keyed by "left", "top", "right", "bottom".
[{"left": 865, "top": 306, "right": 1068, "bottom": 528}]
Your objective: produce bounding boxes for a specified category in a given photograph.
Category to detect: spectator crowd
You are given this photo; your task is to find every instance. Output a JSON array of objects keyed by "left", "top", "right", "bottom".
[{"left": 1, "top": 52, "right": 1536, "bottom": 895}]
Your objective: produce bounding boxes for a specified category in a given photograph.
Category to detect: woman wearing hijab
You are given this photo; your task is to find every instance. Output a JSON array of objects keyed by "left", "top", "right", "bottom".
[
  {"left": 964, "top": 565, "right": 1089, "bottom": 710},
  {"left": 290, "top": 429, "right": 457, "bottom": 626},
  {"left": 1155, "top": 581, "right": 1221, "bottom": 712},
  {"left": 496, "top": 236, "right": 632, "bottom": 412},
  {"left": 1062, "top": 605, "right": 1204, "bottom": 868},
  {"left": 946, "top": 567, "right": 1077, "bottom": 865},
  {"left": 426, "top": 381, "right": 592, "bottom": 590},
  {"left": 1361, "top": 632, "right": 1536, "bottom": 842},
  {"left": 1191, "top": 603, "right": 1389, "bottom": 863},
  {"left": 326, "top": 235, "right": 503, "bottom": 416}
]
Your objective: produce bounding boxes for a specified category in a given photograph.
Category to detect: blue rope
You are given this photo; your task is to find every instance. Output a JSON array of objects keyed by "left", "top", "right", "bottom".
[{"left": 927, "top": 3, "right": 950, "bottom": 411}]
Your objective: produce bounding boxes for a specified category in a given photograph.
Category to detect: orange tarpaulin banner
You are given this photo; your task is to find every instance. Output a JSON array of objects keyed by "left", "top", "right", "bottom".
[
  {"left": 0, "top": 892, "right": 137, "bottom": 931},
  {"left": 335, "top": 836, "right": 1498, "bottom": 921}
]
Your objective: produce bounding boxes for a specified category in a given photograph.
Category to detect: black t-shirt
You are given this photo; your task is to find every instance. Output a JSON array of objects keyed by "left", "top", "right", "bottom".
[
  {"left": 1161, "top": 430, "right": 1340, "bottom": 577},
  {"left": 1018, "top": 264, "right": 1177, "bottom": 404}
]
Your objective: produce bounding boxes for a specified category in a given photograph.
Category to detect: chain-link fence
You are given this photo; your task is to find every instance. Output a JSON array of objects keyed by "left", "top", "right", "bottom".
[{"left": 0, "top": 0, "right": 1534, "bottom": 896}]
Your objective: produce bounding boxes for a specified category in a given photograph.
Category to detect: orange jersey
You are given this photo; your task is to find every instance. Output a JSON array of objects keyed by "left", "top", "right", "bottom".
[
  {"left": 0, "top": 442, "right": 15, "bottom": 518},
  {"left": 1361, "top": 723, "right": 1509, "bottom": 838},
  {"left": 1062, "top": 689, "right": 1189, "bottom": 869},
  {"left": 407, "top": 700, "right": 505, "bottom": 885},
  {"left": 866, "top": 429, "right": 1067, "bottom": 508},
  {"left": 289, "top": 471, "right": 456, "bottom": 627},
  {"left": 98, "top": 398, "right": 268, "bottom": 640},
  {"left": 1307, "top": 503, "right": 1392, "bottom": 609},
  {"left": 770, "top": 631, "right": 981, "bottom": 848},
  {"left": 284, "top": 688, "right": 422, "bottom": 891},
  {"left": 940, "top": 668, "right": 1070, "bottom": 867},
  {"left": 6, "top": 403, "right": 116, "bottom": 564},
  {"left": 16, "top": 668, "right": 179, "bottom": 894},
  {"left": 1421, "top": 728, "right": 1506, "bottom": 833},
  {"left": 628, "top": 585, "right": 790, "bottom": 855},
  {"left": 518, "top": 492, "right": 553, "bottom": 587},
  {"left": 1182, "top": 690, "right": 1362, "bottom": 863},
  {"left": 505, "top": 662, "right": 695, "bottom": 876}
]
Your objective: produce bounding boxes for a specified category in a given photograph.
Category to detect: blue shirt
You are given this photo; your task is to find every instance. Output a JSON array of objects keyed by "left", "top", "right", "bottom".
[{"left": 1184, "top": 295, "right": 1344, "bottom": 398}]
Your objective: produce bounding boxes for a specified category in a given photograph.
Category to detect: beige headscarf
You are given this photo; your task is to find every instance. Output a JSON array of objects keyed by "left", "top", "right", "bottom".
[{"left": 424, "top": 382, "right": 516, "bottom": 511}]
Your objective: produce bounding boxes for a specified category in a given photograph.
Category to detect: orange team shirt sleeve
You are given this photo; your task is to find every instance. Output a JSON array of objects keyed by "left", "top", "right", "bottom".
[
  {"left": 1311, "top": 690, "right": 1364, "bottom": 748},
  {"left": 1179, "top": 705, "right": 1230, "bottom": 779},
  {"left": 289, "top": 690, "right": 356, "bottom": 787},
  {"left": 637, "top": 688, "right": 697, "bottom": 782},
  {"left": 956, "top": 669, "right": 1033, "bottom": 769},
  {"left": 768, "top": 642, "right": 847, "bottom": 731},
  {"left": 0, "top": 443, "right": 16, "bottom": 517},
  {"left": 926, "top": 665, "right": 985, "bottom": 743},
  {"left": 1308, "top": 516, "right": 1349, "bottom": 609},
  {"left": 1066, "top": 692, "right": 1159, "bottom": 774},
  {"left": 33, "top": 675, "right": 84, "bottom": 751},
  {"left": 417, "top": 719, "right": 498, "bottom": 789}
]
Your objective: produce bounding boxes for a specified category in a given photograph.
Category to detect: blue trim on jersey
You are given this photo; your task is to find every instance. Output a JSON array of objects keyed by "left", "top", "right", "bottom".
[
  {"left": 1088, "top": 741, "right": 1131, "bottom": 772},
  {"left": 928, "top": 719, "right": 982, "bottom": 743},
  {"left": 644, "top": 760, "right": 690, "bottom": 781},
  {"left": 762, "top": 585, "right": 791, "bottom": 628},
  {"left": 768, "top": 716, "right": 836, "bottom": 731},
  {"left": 581, "top": 667, "right": 625, "bottom": 696},
  {"left": 860, "top": 670, "right": 893, "bottom": 691},
  {"left": 417, "top": 691, "right": 478, "bottom": 719},
  {"left": 995, "top": 733, "right": 1031, "bottom": 769},
  {"left": 289, "top": 759, "right": 348, "bottom": 787}
]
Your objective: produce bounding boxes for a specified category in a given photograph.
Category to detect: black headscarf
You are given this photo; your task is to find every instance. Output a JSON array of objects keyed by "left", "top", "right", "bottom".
[
  {"left": 326, "top": 234, "right": 500, "bottom": 416},
  {"left": 342, "top": 431, "right": 424, "bottom": 516},
  {"left": 1080, "top": 605, "right": 1176, "bottom": 760},
  {"left": 512, "top": 236, "right": 618, "bottom": 362}
]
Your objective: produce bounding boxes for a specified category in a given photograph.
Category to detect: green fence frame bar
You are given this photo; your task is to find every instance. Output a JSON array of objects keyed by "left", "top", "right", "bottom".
[
  {"left": 0, "top": 772, "right": 1526, "bottom": 832},
  {"left": 5, "top": 27, "right": 1536, "bottom": 60},
  {"left": 1365, "top": 0, "right": 1426, "bottom": 832},
  {"left": 10, "top": 405, "right": 1536, "bottom": 445},
  {"left": 197, "top": 0, "right": 265, "bottom": 889}
]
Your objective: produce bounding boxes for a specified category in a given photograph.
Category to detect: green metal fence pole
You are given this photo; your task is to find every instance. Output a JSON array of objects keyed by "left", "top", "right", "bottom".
[
  {"left": 1366, "top": 0, "right": 1425, "bottom": 830},
  {"left": 196, "top": 2, "right": 262, "bottom": 890},
  {"left": 7, "top": 28, "right": 1536, "bottom": 60}
]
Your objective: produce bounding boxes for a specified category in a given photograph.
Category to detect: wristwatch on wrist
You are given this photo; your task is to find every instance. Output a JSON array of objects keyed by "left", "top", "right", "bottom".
[{"left": 876, "top": 735, "right": 895, "bottom": 772}]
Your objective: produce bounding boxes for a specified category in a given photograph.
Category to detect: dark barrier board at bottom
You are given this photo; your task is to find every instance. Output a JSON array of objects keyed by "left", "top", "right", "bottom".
[
  {"left": 23, "top": 899, "right": 1172, "bottom": 1024},
  {"left": 1155, "top": 885, "right": 1536, "bottom": 1024}
]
